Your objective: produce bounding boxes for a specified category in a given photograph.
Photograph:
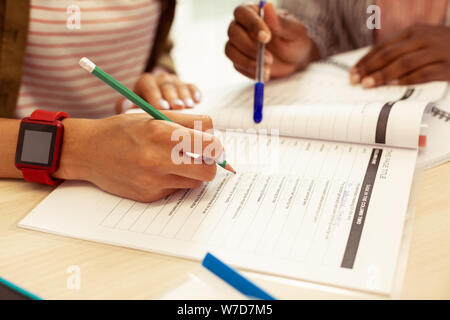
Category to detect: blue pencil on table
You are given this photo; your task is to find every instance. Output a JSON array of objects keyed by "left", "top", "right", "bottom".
[
  {"left": 202, "top": 252, "right": 276, "bottom": 300},
  {"left": 253, "top": 0, "right": 267, "bottom": 124}
]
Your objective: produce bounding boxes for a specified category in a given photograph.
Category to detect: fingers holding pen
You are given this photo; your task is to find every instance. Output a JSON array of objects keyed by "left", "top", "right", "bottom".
[
  {"left": 234, "top": 4, "right": 272, "bottom": 44},
  {"left": 225, "top": 41, "right": 272, "bottom": 81},
  {"left": 227, "top": 3, "right": 313, "bottom": 80},
  {"left": 227, "top": 4, "right": 272, "bottom": 82},
  {"left": 228, "top": 20, "right": 260, "bottom": 59}
]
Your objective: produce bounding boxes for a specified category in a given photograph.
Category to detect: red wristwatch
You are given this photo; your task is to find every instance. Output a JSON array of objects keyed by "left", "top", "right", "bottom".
[{"left": 15, "top": 110, "right": 69, "bottom": 186}]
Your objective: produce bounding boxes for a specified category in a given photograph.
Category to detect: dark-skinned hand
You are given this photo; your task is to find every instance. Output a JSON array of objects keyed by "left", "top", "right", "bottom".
[{"left": 351, "top": 25, "right": 450, "bottom": 88}]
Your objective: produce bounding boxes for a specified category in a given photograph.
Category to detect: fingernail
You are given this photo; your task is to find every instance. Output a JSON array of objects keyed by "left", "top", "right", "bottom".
[
  {"left": 388, "top": 80, "right": 399, "bottom": 85},
  {"left": 258, "top": 30, "right": 270, "bottom": 43},
  {"left": 158, "top": 99, "right": 170, "bottom": 110},
  {"left": 121, "top": 99, "right": 133, "bottom": 112},
  {"left": 350, "top": 73, "right": 360, "bottom": 84},
  {"left": 362, "top": 77, "right": 375, "bottom": 88},
  {"left": 172, "top": 99, "right": 184, "bottom": 107},
  {"left": 350, "top": 66, "right": 358, "bottom": 74},
  {"left": 264, "top": 53, "right": 273, "bottom": 65},
  {"left": 184, "top": 98, "right": 194, "bottom": 108},
  {"left": 264, "top": 68, "right": 271, "bottom": 81},
  {"left": 193, "top": 91, "right": 202, "bottom": 102}
]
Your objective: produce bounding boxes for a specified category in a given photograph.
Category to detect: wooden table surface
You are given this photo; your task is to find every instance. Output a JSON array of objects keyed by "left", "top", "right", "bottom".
[{"left": 0, "top": 163, "right": 449, "bottom": 300}]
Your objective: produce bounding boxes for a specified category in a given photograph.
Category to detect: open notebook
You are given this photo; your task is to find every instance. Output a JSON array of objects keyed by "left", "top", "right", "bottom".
[{"left": 19, "top": 49, "right": 448, "bottom": 297}]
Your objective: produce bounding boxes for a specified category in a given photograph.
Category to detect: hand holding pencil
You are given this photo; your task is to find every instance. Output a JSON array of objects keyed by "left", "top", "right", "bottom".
[
  {"left": 80, "top": 58, "right": 235, "bottom": 174},
  {"left": 54, "top": 110, "right": 225, "bottom": 203}
]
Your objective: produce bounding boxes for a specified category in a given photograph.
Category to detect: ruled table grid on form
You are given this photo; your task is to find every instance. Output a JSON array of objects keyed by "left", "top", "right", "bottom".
[{"left": 98, "top": 137, "right": 374, "bottom": 266}]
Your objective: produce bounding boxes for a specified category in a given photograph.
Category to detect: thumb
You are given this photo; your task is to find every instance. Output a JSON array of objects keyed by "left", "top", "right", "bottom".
[{"left": 265, "top": 2, "right": 306, "bottom": 41}]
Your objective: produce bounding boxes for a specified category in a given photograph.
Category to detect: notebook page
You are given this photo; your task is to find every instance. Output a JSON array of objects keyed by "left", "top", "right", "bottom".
[
  {"left": 194, "top": 67, "right": 447, "bottom": 149},
  {"left": 19, "top": 131, "right": 418, "bottom": 295}
]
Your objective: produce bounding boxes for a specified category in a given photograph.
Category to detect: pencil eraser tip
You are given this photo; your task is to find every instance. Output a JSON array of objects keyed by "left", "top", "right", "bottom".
[{"left": 79, "top": 57, "right": 95, "bottom": 73}]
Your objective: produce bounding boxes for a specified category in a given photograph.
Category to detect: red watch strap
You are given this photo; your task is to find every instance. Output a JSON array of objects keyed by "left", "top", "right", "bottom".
[
  {"left": 21, "top": 110, "right": 69, "bottom": 186},
  {"left": 22, "top": 168, "right": 61, "bottom": 186},
  {"left": 29, "top": 110, "right": 68, "bottom": 122}
]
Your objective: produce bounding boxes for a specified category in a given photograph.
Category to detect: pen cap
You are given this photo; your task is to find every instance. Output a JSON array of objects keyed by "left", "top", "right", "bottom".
[{"left": 253, "top": 82, "right": 264, "bottom": 124}]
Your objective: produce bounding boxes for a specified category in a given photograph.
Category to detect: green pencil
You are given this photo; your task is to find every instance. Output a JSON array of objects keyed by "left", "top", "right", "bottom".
[{"left": 79, "top": 57, "right": 235, "bottom": 174}]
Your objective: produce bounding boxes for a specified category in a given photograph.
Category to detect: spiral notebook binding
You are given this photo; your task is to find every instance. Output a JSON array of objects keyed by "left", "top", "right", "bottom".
[{"left": 430, "top": 105, "right": 450, "bottom": 122}]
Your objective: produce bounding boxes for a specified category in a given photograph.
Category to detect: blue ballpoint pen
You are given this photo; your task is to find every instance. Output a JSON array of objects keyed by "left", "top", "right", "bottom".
[{"left": 253, "top": 0, "right": 266, "bottom": 123}]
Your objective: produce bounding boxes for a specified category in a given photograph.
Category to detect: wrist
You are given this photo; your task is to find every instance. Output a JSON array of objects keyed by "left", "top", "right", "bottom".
[
  {"left": 53, "top": 118, "right": 95, "bottom": 181},
  {"left": 0, "top": 119, "right": 22, "bottom": 178},
  {"left": 295, "top": 37, "right": 321, "bottom": 72}
]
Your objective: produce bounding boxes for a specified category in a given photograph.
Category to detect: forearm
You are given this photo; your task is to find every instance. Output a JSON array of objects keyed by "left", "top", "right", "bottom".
[
  {"left": 0, "top": 119, "right": 22, "bottom": 178},
  {"left": 0, "top": 117, "right": 93, "bottom": 181},
  {"left": 53, "top": 118, "right": 94, "bottom": 181},
  {"left": 281, "top": 0, "right": 339, "bottom": 59},
  {"left": 1, "top": 113, "right": 222, "bottom": 202}
]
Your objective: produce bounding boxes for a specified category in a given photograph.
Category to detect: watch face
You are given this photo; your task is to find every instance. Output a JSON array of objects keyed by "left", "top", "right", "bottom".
[{"left": 16, "top": 122, "right": 58, "bottom": 167}]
